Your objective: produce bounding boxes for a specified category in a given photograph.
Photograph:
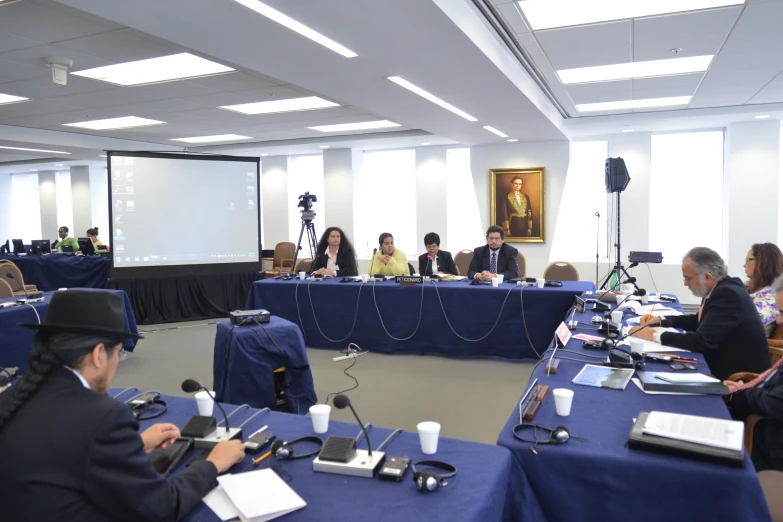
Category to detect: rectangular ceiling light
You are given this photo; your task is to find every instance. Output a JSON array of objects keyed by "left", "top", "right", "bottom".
[
  {"left": 0, "top": 93, "right": 29, "bottom": 105},
  {"left": 518, "top": 0, "right": 745, "bottom": 30},
  {"left": 71, "top": 53, "right": 234, "bottom": 86},
  {"left": 308, "top": 120, "right": 400, "bottom": 132},
  {"left": 171, "top": 134, "right": 253, "bottom": 143},
  {"left": 576, "top": 96, "right": 691, "bottom": 113},
  {"left": 388, "top": 76, "right": 478, "bottom": 122},
  {"left": 232, "top": 0, "right": 357, "bottom": 58},
  {"left": 483, "top": 126, "right": 508, "bottom": 138},
  {"left": 63, "top": 116, "right": 166, "bottom": 130},
  {"left": 221, "top": 96, "right": 339, "bottom": 115},
  {"left": 558, "top": 55, "right": 714, "bottom": 84},
  {"left": 0, "top": 145, "right": 71, "bottom": 154}
]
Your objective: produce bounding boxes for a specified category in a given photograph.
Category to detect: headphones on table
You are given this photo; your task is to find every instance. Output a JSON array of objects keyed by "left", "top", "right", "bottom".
[
  {"left": 270, "top": 436, "right": 324, "bottom": 460},
  {"left": 607, "top": 347, "right": 645, "bottom": 370},
  {"left": 512, "top": 424, "right": 574, "bottom": 445},
  {"left": 411, "top": 460, "right": 458, "bottom": 493}
]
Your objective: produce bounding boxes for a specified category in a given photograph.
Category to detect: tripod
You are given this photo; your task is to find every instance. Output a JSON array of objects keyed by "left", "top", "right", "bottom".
[
  {"left": 599, "top": 192, "right": 633, "bottom": 290},
  {"left": 292, "top": 210, "right": 318, "bottom": 268}
]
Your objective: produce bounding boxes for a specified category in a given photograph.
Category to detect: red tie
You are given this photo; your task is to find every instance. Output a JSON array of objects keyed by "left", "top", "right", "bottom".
[
  {"left": 733, "top": 359, "right": 782, "bottom": 392},
  {"left": 697, "top": 299, "right": 705, "bottom": 323}
]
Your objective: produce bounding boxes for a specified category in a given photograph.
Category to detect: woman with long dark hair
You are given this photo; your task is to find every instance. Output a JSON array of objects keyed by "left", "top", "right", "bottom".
[
  {"left": 368, "top": 232, "right": 409, "bottom": 276},
  {"left": 744, "top": 242, "right": 783, "bottom": 335},
  {"left": 310, "top": 226, "right": 358, "bottom": 277}
]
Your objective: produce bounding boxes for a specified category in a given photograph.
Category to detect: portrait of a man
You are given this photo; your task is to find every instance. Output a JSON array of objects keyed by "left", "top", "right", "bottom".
[{"left": 490, "top": 168, "right": 545, "bottom": 243}]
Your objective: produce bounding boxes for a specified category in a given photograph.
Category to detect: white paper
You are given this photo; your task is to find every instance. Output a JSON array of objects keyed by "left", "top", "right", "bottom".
[
  {"left": 204, "top": 485, "right": 240, "bottom": 521},
  {"left": 654, "top": 372, "right": 720, "bottom": 384},
  {"left": 218, "top": 469, "right": 306, "bottom": 521},
  {"left": 643, "top": 411, "right": 744, "bottom": 451},
  {"left": 630, "top": 378, "right": 701, "bottom": 396},
  {"left": 619, "top": 327, "right": 690, "bottom": 353}
]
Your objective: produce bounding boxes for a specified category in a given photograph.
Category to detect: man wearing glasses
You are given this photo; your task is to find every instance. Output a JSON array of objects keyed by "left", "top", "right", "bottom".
[{"left": 630, "top": 246, "right": 770, "bottom": 380}]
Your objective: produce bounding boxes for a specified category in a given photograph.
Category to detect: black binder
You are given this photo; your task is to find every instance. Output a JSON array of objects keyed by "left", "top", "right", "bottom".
[
  {"left": 635, "top": 371, "right": 729, "bottom": 395},
  {"left": 627, "top": 412, "right": 745, "bottom": 466}
]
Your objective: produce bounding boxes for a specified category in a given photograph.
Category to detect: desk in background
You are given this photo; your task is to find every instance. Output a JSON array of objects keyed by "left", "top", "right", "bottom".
[
  {"left": 213, "top": 319, "right": 317, "bottom": 414},
  {"left": 0, "top": 254, "right": 109, "bottom": 291},
  {"left": 0, "top": 289, "right": 139, "bottom": 372},
  {"left": 496, "top": 294, "right": 772, "bottom": 522},
  {"left": 246, "top": 279, "right": 594, "bottom": 360}
]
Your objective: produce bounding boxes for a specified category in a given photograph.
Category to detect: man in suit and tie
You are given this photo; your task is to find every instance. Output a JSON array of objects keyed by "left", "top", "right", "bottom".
[
  {"left": 502, "top": 177, "right": 533, "bottom": 238},
  {"left": 630, "top": 246, "right": 770, "bottom": 380},
  {"left": 467, "top": 225, "right": 520, "bottom": 281}
]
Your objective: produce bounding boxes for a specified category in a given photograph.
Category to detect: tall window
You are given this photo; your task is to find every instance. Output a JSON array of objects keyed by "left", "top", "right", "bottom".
[
  {"left": 56, "top": 170, "right": 74, "bottom": 236},
  {"left": 446, "top": 148, "right": 484, "bottom": 252},
  {"left": 11, "top": 173, "right": 41, "bottom": 242},
  {"left": 650, "top": 131, "right": 724, "bottom": 261},
  {"left": 354, "top": 150, "right": 417, "bottom": 257},
  {"left": 287, "top": 155, "right": 325, "bottom": 248},
  {"left": 549, "top": 141, "right": 609, "bottom": 263}
]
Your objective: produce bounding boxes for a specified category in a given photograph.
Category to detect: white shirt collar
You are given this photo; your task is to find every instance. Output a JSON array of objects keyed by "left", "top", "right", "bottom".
[{"left": 65, "top": 366, "right": 90, "bottom": 389}]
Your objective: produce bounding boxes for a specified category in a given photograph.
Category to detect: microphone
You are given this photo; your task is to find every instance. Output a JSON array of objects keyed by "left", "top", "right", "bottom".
[
  {"left": 368, "top": 248, "right": 377, "bottom": 278},
  {"left": 181, "top": 379, "right": 231, "bottom": 432},
  {"left": 6, "top": 273, "right": 28, "bottom": 299},
  {"left": 333, "top": 394, "right": 372, "bottom": 456},
  {"left": 426, "top": 255, "right": 433, "bottom": 277}
]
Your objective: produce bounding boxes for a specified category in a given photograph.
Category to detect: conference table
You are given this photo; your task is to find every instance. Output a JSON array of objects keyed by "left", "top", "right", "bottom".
[
  {"left": 0, "top": 289, "right": 139, "bottom": 372},
  {"left": 246, "top": 278, "right": 594, "bottom": 359},
  {"left": 0, "top": 254, "right": 110, "bottom": 291},
  {"left": 117, "top": 392, "right": 516, "bottom": 522},
  {"left": 496, "top": 292, "right": 772, "bottom": 522},
  {"left": 213, "top": 319, "right": 318, "bottom": 415}
]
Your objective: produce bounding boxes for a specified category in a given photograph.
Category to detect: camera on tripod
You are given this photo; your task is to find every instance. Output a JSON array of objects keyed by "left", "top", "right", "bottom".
[{"left": 298, "top": 192, "right": 317, "bottom": 211}]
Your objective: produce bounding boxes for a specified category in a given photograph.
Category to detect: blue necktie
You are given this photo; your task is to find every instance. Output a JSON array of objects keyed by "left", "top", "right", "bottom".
[{"left": 490, "top": 252, "right": 497, "bottom": 274}]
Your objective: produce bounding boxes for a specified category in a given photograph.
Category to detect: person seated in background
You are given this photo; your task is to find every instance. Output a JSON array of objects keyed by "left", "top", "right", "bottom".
[
  {"left": 0, "top": 290, "right": 245, "bottom": 521},
  {"left": 86, "top": 227, "right": 108, "bottom": 251},
  {"left": 744, "top": 243, "right": 783, "bottom": 336},
  {"left": 54, "top": 226, "right": 78, "bottom": 252},
  {"left": 368, "top": 232, "right": 409, "bottom": 276},
  {"left": 724, "top": 274, "right": 783, "bottom": 472},
  {"left": 467, "top": 225, "right": 519, "bottom": 281},
  {"left": 310, "top": 226, "right": 358, "bottom": 277},
  {"left": 630, "top": 246, "right": 770, "bottom": 381},
  {"left": 418, "top": 232, "right": 458, "bottom": 276}
]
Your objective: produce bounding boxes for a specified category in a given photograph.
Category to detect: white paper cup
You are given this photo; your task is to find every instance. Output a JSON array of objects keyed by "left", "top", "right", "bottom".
[
  {"left": 640, "top": 294, "right": 649, "bottom": 304},
  {"left": 496, "top": 274, "right": 504, "bottom": 284},
  {"left": 298, "top": 271, "right": 306, "bottom": 280},
  {"left": 361, "top": 274, "right": 370, "bottom": 282},
  {"left": 536, "top": 278, "right": 545, "bottom": 288},
  {"left": 615, "top": 294, "right": 626, "bottom": 305},
  {"left": 417, "top": 421, "right": 441, "bottom": 454},
  {"left": 195, "top": 390, "right": 215, "bottom": 417},
  {"left": 553, "top": 389, "right": 574, "bottom": 416},
  {"left": 629, "top": 337, "right": 645, "bottom": 355},
  {"left": 611, "top": 310, "right": 623, "bottom": 324},
  {"left": 309, "top": 404, "right": 331, "bottom": 434},
  {"left": 491, "top": 277, "right": 500, "bottom": 287}
]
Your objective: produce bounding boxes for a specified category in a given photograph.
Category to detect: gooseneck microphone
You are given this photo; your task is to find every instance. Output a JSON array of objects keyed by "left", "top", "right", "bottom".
[
  {"left": 6, "top": 273, "right": 28, "bottom": 299},
  {"left": 182, "top": 379, "right": 230, "bottom": 431},
  {"left": 368, "top": 248, "right": 378, "bottom": 277},
  {"left": 333, "top": 394, "right": 372, "bottom": 456},
  {"left": 426, "top": 255, "right": 433, "bottom": 277}
]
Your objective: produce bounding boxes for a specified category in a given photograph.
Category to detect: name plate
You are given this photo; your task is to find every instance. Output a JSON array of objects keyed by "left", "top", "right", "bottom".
[{"left": 395, "top": 275, "right": 423, "bottom": 285}]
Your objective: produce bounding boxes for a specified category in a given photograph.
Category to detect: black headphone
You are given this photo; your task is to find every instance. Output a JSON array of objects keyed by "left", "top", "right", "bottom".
[
  {"left": 607, "top": 347, "right": 645, "bottom": 370},
  {"left": 512, "top": 424, "right": 573, "bottom": 445},
  {"left": 270, "top": 436, "right": 323, "bottom": 460},
  {"left": 411, "top": 460, "right": 457, "bottom": 493}
]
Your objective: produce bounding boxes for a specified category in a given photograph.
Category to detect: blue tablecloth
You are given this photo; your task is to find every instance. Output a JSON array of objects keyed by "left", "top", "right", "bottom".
[
  {"left": 0, "top": 254, "right": 109, "bottom": 291},
  {"left": 496, "top": 293, "right": 772, "bottom": 522},
  {"left": 246, "top": 279, "right": 594, "bottom": 359},
  {"left": 213, "top": 319, "right": 317, "bottom": 415},
  {"left": 0, "top": 289, "right": 139, "bottom": 371},
  {"left": 112, "top": 392, "right": 515, "bottom": 522}
]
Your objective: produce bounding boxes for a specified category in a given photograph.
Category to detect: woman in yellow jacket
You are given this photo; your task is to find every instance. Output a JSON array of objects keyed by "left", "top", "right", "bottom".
[{"left": 369, "top": 232, "right": 410, "bottom": 276}]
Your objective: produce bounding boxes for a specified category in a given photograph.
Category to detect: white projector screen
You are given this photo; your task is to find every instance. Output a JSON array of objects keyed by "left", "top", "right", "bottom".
[{"left": 108, "top": 152, "right": 260, "bottom": 271}]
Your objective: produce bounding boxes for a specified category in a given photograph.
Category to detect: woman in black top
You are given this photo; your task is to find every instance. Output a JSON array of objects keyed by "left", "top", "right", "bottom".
[
  {"left": 417, "top": 232, "right": 458, "bottom": 276},
  {"left": 311, "top": 227, "right": 358, "bottom": 277}
]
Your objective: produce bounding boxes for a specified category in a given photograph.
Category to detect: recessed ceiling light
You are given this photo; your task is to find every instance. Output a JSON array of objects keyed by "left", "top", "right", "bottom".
[
  {"left": 756, "top": 115, "right": 770, "bottom": 119},
  {"left": 421, "top": 142, "right": 431, "bottom": 145},
  {"left": 576, "top": 96, "right": 691, "bottom": 113},
  {"left": 507, "top": 139, "right": 519, "bottom": 142},
  {"left": 63, "top": 116, "right": 165, "bottom": 130},
  {"left": 221, "top": 96, "right": 338, "bottom": 115},
  {"left": 232, "top": 0, "right": 357, "bottom": 58},
  {"left": 558, "top": 55, "right": 713, "bottom": 84},
  {"left": 0, "top": 93, "right": 29, "bottom": 105},
  {"left": 308, "top": 120, "right": 401, "bottom": 132},
  {"left": 171, "top": 134, "right": 253, "bottom": 143},
  {"left": 387, "top": 76, "right": 477, "bottom": 122},
  {"left": 622, "top": 129, "right": 634, "bottom": 133},
  {"left": 518, "top": 0, "right": 745, "bottom": 30},
  {"left": 483, "top": 126, "right": 509, "bottom": 138},
  {"left": 260, "top": 153, "right": 269, "bottom": 156},
  {"left": 0, "top": 145, "right": 71, "bottom": 154},
  {"left": 55, "top": 163, "right": 64, "bottom": 166},
  {"left": 72, "top": 53, "right": 234, "bottom": 86},
  {"left": 319, "top": 145, "right": 330, "bottom": 148}
]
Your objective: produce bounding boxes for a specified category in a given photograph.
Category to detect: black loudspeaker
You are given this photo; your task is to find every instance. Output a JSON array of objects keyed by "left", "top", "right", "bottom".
[{"left": 605, "top": 157, "right": 630, "bottom": 194}]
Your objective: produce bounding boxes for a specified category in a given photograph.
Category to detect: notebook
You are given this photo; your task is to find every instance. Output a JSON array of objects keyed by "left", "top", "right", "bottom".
[{"left": 204, "top": 469, "right": 306, "bottom": 521}]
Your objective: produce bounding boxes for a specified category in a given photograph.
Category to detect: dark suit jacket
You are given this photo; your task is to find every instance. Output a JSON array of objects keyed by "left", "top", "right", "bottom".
[
  {"left": 0, "top": 368, "right": 217, "bottom": 522},
  {"left": 310, "top": 248, "right": 358, "bottom": 276},
  {"left": 467, "top": 243, "right": 519, "bottom": 280},
  {"left": 731, "top": 369, "right": 783, "bottom": 470},
  {"left": 418, "top": 250, "right": 458, "bottom": 276},
  {"left": 660, "top": 276, "right": 770, "bottom": 381}
]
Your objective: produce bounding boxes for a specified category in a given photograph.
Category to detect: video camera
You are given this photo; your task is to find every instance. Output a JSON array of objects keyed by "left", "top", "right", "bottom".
[{"left": 298, "top": 192, "right": 317, "bottom": 211}]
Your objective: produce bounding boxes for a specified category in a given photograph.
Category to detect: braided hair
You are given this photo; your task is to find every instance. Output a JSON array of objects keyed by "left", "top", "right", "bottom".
[{"left": 0, "top": 332, "right": 121, "bottom": 430}]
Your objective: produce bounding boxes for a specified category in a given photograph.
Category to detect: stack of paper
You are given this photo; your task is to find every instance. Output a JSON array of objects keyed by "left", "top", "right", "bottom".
[
  {"left": 203, "top": 469, "right": 306, "bottom": 521},
  {"left": 639, "top": 305, "right": 682, "bottom": 317},
  {"left": 619, "top": 327, "right": 690, "bottom": 353},
  {"left": 642, "top": 411, "right": 744, "bottom": 452}
]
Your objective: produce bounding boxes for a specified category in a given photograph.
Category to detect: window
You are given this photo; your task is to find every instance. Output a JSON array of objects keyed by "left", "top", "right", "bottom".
[
  {"left": 287, "top": 155, "right": 325, "bottom": 250},
  {"left": 354, "top": 150, "right": 417, "bottom": 258},
  {"left": 56, "top": 170, "right": 74, "bottom": 237},
  {"left": 11, "top": 173, "right": 41, "bottom": 242},
  {"left": 549, "top": 141, "right": 609, "bottom": 263},
  {"left": 446, "top": 148, "right": 484, "bottom": 252},
  {"left": 650, "top": 131, "right": 724, "bottom": 261}
]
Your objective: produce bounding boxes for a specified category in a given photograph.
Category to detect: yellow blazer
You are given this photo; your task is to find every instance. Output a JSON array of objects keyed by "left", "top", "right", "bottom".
[{"left": 369, "top": 248, "right": 410, "bottom": 276}]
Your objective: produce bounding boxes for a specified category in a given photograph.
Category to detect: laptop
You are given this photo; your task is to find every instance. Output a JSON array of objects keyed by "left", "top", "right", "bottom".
[{"left": 31, "top": 240, "right": 51, "bottom": 255}]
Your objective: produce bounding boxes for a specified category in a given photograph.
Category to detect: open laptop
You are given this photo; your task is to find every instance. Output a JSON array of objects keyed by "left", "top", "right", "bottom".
[{"left": 31, "top": 240, "right": 51, "bottom": 255}]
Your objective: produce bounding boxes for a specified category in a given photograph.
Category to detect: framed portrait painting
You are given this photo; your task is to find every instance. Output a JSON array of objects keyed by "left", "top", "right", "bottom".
[{"left": 490, "top": 168, "right": 545, "bottom": 243}]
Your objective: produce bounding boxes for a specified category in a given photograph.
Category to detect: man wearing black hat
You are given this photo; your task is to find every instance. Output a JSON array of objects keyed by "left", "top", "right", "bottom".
[{"left": 0, "top": 290, "right": 246, "bottom": 521}]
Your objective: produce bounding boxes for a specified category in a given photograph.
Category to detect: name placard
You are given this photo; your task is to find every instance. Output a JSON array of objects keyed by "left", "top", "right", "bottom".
[{"left": 395, "top": 275, "right": 423, "bottom": 285}]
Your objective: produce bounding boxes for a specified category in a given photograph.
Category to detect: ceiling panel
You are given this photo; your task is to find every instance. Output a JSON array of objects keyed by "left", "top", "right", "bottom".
[
  {"left": 0, "top": 43, "right": 112, "bottom": 71},
  {"left": 535, "top": 21, "right": 631, "bottom": 70},
  {"left": 566, "top": 80, "right": 631, "bottom": 104},
  {"left": 185, "top": 72, "right": 281, "bottom": 92},
  {"left": 55, "top": 28, "right": 179, "bottom": 63},
  {"left": 0, "top": 58, "right": 48, "bottom": 82},
  {"left": 0, "top": 74, "right": 115, "bottom": 99},
  {"left": 0, "top": 31, "right": 40, "bottom": 53},
  {"left": 0, "top": 1, "right": 116, "bottom": 43},
  {"left": 632, "top": 73, "right": 702, "bottom": 98},
  {"left": 748, "top": 71, "right": 783, "bottom": 104}
]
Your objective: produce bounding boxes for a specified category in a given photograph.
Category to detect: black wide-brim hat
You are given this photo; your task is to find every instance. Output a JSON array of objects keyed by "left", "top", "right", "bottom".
[{"left": 19, "top": 290, "right": 143, "bottom": 341}]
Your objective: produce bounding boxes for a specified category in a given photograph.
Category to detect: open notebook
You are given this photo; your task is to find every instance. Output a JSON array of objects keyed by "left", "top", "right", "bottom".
[{"left": 204, "top": 468, "right": 306, "bottom": 521}]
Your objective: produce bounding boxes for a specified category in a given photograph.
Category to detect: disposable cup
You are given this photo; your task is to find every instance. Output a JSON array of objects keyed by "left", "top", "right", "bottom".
[
  {"left": 492, "top": 278, "right": 500, "bottom": 288},
  {"left": 417, "top": 421, "right": 441, "bottom": 454},
  {"left": 611, "top": 310, "right": 623, "bottom": 324},
  {"left": 309, "top": 404, "right": 331, "bottom": 434},
  {"left": 536, "top": 278, "right": 545, "bottom": 288},
  {"left": 195, "top": 390, "right": 215, "bottom": 417},
  {"left": 629, "top": 337, "right": 645, "bottom": 355},
  {"left": 298, "top": 272, "right": 306, "bottom": 280},
  {"left": 553, "top": 389, "right": 574, "bottom": 416}
]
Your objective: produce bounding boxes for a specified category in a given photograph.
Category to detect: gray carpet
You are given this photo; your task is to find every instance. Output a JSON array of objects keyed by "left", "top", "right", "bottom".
[{"left": 111, "top": 320, "right": 535, "bottom": 445}]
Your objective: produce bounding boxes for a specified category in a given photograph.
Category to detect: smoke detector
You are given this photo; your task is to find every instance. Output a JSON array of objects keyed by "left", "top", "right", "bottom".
[{"left": 44, "top": 57, "right": 74, "bottom": 86}]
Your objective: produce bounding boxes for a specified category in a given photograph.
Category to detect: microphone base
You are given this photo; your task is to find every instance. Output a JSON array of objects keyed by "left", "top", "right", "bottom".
[
  {"left": 313, "top": 449, "right": 386, "bottom": 478},
  {"left": 194, "top": 427, "right": 243, "bottom": 449}
]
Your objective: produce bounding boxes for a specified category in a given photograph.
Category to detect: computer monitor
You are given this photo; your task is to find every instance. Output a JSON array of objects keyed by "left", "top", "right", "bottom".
[
  {"left": 77, "top": 237, "right": 95, "bottom": 256},
  {"left": 31, "top": 240, "right": 51, "bottom": 255},
  {"left": 12, "top": 239, "right": 25, "bottom": 255},
  {"left": 61, "top": 245, "right": 75, "bottom": 253}
]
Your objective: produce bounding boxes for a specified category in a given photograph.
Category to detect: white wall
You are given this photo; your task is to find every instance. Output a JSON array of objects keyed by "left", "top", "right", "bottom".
[
  {"left": 323, "top": 148, "right": 357, "bottom": 241},
  {"left": 416, "top": 147, "right": 448, "bottom": 251},
  {"left": 37, "top": 171, "right": 57, "bottom": 240},
  {"left": 88, "top": 165, "right": 109, "bottom": 241},
  {"left": 70, "top": 166, "right": 92, "bottom": 236},
  {"left": 0, "top": 174, "right": 11, "bottom": 244},
  {"left": 261, "top": 155, "right": 289, "bottom": 249}
]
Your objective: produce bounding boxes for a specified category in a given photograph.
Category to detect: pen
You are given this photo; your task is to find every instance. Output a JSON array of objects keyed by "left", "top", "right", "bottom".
[
  {"left": 645, "top": 304, "right": 656, "bottom": 324},
  {"left": 252, "top": 450, "right": 272, "bottom": 466}
]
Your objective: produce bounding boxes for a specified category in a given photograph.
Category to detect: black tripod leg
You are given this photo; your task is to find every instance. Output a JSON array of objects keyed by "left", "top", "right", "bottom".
[{"left": 293, "top": 221, "right": 307, "bottom": 268}]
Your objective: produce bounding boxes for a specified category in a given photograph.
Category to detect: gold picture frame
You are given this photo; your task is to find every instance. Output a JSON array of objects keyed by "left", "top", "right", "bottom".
[{"left": 490, "top": 167, "right": 545, "bottom": 243}]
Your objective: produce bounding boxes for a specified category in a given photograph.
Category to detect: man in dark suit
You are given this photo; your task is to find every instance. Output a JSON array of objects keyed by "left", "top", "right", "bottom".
[
  {"left": 631, "top": 246, "right": 770, "bottom": 380},
  {"left": 467, "top": 225, "right": 520, "bottom": 281},
  {"left": 0, "top": 290, "right": 246, "bottom": 521},
  {"left": 418, "top": 232, "right": 458, "bottom": 276}
]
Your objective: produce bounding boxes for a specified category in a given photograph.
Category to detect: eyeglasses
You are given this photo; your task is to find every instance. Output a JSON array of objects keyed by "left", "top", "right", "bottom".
[
  {"left": 745, "top": 257, "right": 756, "bottom": 263},
  {"left": 118, "top": 348, "right": 128, "bottom": 361}
]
